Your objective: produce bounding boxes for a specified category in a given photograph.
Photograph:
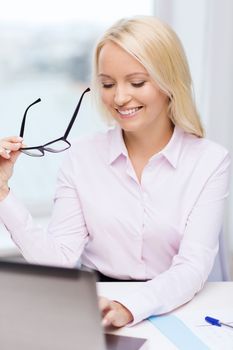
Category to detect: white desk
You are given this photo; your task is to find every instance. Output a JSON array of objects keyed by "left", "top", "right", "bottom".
[{"left": 98, "top": 282, "right": 233, "bottom": 350}]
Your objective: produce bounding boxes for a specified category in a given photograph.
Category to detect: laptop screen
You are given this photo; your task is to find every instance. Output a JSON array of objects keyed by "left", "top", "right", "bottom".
[{"left": 0, "top": 260, "right": 147, "bottom": 350}]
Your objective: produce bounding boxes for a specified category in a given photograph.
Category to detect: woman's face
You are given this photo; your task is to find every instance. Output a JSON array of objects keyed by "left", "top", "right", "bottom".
[{"left": 98, "top": 41, "right": 169, "bottom": 134}]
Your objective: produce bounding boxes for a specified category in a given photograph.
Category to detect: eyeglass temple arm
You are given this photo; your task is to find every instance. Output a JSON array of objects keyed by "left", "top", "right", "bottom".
[
  {"left": 19, "top": 98, "right": 41, "bottom": 138},
  {"left": 63, "top": 87, "right": 90, "bottom": 140}
]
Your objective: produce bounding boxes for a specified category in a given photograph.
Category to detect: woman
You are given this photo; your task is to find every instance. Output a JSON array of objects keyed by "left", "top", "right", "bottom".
[{"left": 0, "top": 16, "right": 230, "bottom": 327}]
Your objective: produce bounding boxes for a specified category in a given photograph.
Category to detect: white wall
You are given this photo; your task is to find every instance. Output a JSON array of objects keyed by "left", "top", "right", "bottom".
[{"left": 154, "top": 0, "right": 233, "bottom": 251}]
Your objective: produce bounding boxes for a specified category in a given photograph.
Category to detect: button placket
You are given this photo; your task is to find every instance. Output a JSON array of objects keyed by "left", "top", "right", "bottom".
[
  {"left": 139, "top": 185, "right": 146, "bottom": 231},
  {"left": 140, "top": 164, "right": 151, "bottom": 232}
]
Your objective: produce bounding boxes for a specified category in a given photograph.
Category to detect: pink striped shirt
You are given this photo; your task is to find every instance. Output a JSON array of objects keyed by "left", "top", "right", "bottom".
[{"left": 0, "top": 125, "right": 230, "bottom": 324}]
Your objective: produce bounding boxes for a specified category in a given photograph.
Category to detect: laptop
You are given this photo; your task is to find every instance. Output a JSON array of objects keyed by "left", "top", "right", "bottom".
[{"left": 0, "top": 260, "right": 147, "bottom": 350}]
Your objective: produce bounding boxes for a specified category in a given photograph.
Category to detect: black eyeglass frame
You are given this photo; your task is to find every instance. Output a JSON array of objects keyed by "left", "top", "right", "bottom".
[{"left": 19, "top": 87, "right": 90, "bottom": 157}]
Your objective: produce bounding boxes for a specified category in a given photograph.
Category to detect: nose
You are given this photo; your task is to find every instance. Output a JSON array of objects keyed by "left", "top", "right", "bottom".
[{"left": 114, "top": 85, "right": 131, "bottom": 106}]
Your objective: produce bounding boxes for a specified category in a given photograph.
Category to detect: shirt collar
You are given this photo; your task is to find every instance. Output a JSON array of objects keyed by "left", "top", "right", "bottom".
[
  {"left": 158, "top": 125, "right": 184, "bottom": 169},
  {"left": 108, "top": 124, "right": 184, "bottom": 168},
  {"left": 108, "top": 125, "right": 128, "bottom": 164}
]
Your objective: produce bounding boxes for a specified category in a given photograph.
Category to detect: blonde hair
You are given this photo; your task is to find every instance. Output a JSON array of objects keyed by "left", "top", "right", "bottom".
[{"left": 92, "top": 16, "right": 204, "bottom": 137}]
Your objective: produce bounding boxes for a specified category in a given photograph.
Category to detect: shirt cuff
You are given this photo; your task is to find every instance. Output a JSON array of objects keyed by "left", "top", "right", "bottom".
[{"left": 113, "top": 282, "right": 158, "bottom": 326}]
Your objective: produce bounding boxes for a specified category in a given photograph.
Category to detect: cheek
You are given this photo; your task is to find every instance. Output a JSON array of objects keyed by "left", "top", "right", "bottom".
[
  {"left": 149, "top": 92, "right": 168, "bottom": 109},
  {"left": 100, "top": 90, "right": 111, "bottom": 107}
]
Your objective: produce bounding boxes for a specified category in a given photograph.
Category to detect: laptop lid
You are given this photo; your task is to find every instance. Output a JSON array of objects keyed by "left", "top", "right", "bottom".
[
  {"left": 0, "top": 260, "right": 105, "bottom": 350},
  {"left": 0, "top": 260, "right": 147, "bottom": 350}
]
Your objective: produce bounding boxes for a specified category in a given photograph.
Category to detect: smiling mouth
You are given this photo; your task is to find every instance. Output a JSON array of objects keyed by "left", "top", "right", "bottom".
[{"left": 116, "top": 106, "right": 143, "bottom": 117}]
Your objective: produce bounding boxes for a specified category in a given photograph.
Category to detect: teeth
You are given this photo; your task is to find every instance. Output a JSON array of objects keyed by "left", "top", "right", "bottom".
[{"left": 118, "top": 107, "right": 141, "bottom": 116}]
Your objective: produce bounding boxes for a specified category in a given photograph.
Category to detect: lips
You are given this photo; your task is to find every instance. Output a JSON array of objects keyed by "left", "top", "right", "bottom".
[{"left": 116, "top": 106, "right": 143, "bottom": 117}]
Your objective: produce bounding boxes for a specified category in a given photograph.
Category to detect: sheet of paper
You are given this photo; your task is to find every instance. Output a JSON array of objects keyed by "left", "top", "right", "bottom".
[{"left": 176, "top": 309, "right": 233, "bottom": 350}]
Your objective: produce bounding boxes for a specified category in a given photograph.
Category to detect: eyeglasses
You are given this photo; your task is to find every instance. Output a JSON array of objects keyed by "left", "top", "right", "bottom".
[{"left": 19, "top": 87, "right": 90, "bottom": 157}]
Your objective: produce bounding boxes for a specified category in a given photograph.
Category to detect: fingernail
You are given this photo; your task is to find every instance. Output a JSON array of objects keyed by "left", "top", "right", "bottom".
[{"left": 17, "top": 137, "right": 23, "bottom": 141}]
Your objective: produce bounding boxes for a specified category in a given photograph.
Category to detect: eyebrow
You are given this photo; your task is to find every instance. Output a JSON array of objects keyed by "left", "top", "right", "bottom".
[{"left": 98, "top": 72, "right": 149, "bottom": 78}]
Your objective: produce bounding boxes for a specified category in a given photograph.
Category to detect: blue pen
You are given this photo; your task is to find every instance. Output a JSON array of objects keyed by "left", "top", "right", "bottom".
[{"left": 205, "top": 316, "right": 233, "bottom": 329}]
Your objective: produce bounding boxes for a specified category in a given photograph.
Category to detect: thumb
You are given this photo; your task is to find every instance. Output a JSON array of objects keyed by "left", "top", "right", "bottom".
[
  {"left": 9, "top": 150, "right": 21, "bottom": 165},
  {"left": 102, "top": 309, "right": 117, "bottom": 327}
]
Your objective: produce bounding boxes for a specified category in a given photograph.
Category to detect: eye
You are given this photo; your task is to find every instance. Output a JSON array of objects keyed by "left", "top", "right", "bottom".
[
  {"left": 131, "top": 81, "right": 146, "bottom": 88},
  {"left": 101, "top": 83, "right": 115, "bottom": 89}
]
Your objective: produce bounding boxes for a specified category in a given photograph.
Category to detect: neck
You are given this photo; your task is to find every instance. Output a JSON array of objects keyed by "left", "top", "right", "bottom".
[{"left": 123, "top": 119, "right": 174, "bottom": 160}]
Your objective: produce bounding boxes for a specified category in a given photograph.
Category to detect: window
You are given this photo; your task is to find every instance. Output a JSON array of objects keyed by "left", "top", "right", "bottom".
[{"left": 0, "top": 0, "right": 154, "bottom": 253}]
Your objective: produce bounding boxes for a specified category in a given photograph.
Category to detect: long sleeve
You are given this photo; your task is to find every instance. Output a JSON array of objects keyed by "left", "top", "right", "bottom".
[
  {"left": 0, "top": 150, "right": 89, "bottom": 267},
  {"left": 114, "top": 152, "right": 231, "bottom": 324}
]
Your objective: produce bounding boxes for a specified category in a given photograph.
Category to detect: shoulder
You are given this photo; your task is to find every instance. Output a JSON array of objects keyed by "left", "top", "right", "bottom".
[
  {"left": 182, "top": 131, "right": 230, "bottom": 166},
  {"left": 176, "top": 131, "right": 231, "bottom": 194},
  {"left": 70, "top": 129, "right": 110, "bottom": 150},
  {"left": 67, "top": 128, "right": 112, "bottom": 159},
  {"left": 59, "top": 128, "right": 113, "bottom": 172}
]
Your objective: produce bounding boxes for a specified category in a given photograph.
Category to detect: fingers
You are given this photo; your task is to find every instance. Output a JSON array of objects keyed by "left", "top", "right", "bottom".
[
  {"left": 102, "top": 304, "right": 131, "bottom": 328},
  {"left": 99, "top": 297, "right": 133, "bottom": 328},
  {"left": 102, "top": 309, "right": 117, "bottom": 327},
  {"left": 2, "top": 136, "right": 24, "bottom": 142},
  {"left": 99, "top": 297, "right": 110, "bottom": 313},
  {"left": 99, "top": 297, "right": 114, "bottom": 326},
  {"left": 0, "top": 137, "right": 23, "bottom": 159},
  {"left": 8, "top": 150, "right": 22, "bottom": 164}
]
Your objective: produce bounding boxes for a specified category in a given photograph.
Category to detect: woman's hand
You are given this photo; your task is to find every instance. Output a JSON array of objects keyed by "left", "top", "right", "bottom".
[
  {"left": 0, "top": 136, "right": 23, "bottom": 199},
  {"left": 99, "top": 296, "right": 133, "bottom": 328}
]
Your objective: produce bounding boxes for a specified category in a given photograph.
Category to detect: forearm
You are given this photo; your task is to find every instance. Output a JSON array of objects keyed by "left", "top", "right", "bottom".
[
  {"left": 0, "top": 191, "right": 88, "bottom": 266},
  {"left": 114, "top": 245, "right": 216, "bottom": 325},
  {"left": 0, "top": 192, "right": 63, "bottom": 265}
]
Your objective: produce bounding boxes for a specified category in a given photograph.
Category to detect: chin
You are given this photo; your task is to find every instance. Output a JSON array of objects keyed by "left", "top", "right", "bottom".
[{"left": 118, "top": 121, "right": 142, "bottom": 133}]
